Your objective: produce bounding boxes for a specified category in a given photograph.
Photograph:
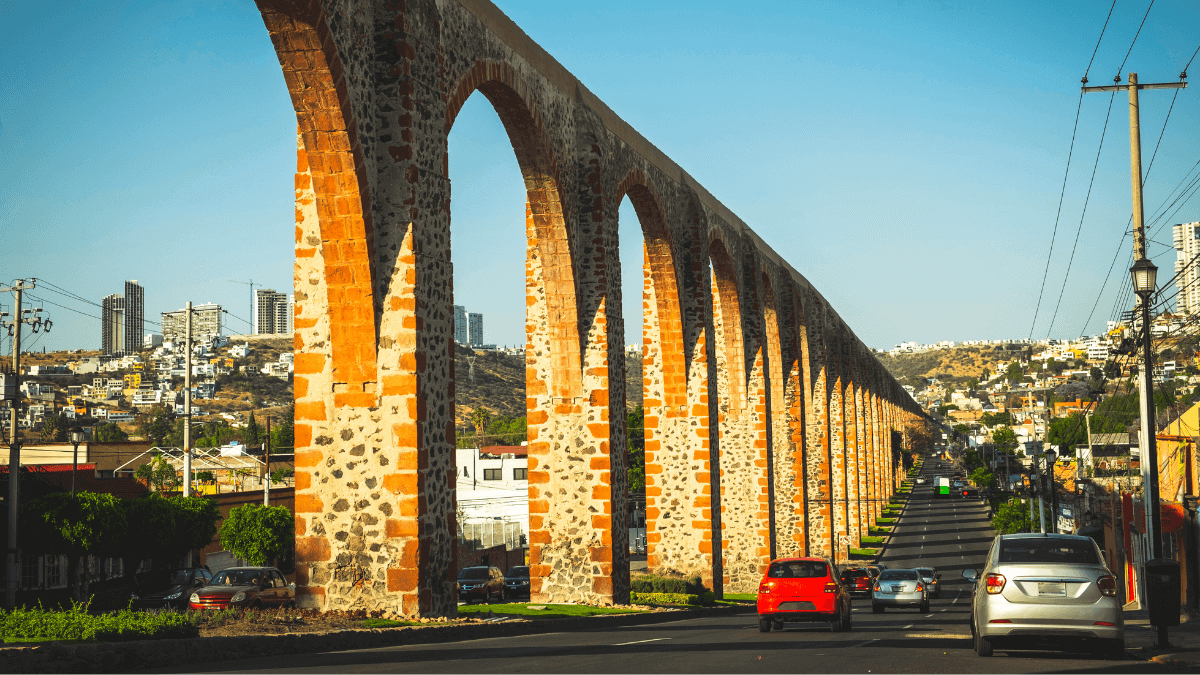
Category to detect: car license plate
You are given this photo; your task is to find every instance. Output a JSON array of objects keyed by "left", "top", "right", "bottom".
[
  {"left": 890, "top": 585, "right": 902, "bottom": 593},
  {"left": 1038, "top": 582, "right": 1066, "bottom": 597}
]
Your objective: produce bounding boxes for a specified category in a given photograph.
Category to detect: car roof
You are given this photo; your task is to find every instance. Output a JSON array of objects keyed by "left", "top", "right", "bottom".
[
  {"left": 1001, "top": 533, "right": 1091, "bottom": 541},
  {"left": 220, "top": 566, "right": 277, "bottom": 571},
  {"left": 769, "top": 557, "right": 829, "bottom": 563}
]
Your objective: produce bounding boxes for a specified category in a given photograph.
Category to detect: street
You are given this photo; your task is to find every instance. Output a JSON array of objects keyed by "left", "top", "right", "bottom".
[{"left": 161, "top": 458, "right": 1160, "bottom": 673}]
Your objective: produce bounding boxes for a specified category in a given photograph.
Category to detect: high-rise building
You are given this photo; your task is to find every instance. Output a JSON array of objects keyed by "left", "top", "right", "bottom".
[
  {"left": 254, "top": 289, "right": 290, "bottom": 335},
  {"left": 1174, "top": 222, "right": 1200, "bottom": 314},
  {"left": 123, "top": 280, "right": 144, "bottom": 355},
  {"left": 101, "top": 294, "right": 124, "bottom": 355},
  {"left": 454, "top": 305, "right": 467, "bottom": 344},
  {"left": 468, "top": 312, "right": 483, "bottom": 347},
  {"left": 162, "top": 303, "right": 222, "bottom": 345}
]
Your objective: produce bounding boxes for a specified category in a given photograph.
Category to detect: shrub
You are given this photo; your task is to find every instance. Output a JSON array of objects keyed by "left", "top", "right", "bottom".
[
  {"left": 219, "top": 503, "right": 293, "bottom": 566},
  {"left": 630, "top": 592, "right": 712, "bottom": 606},
  {"left": 630, "top": 575, "right": 706, "bottom": 595},
  {"left": 0, "top": 600, "right": 198, "bottom": 642}
]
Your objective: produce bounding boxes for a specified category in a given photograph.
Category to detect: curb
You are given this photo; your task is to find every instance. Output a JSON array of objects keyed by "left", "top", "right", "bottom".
[
  {"left": 0, "top": 604, "right": 752, "bottom": 673},
  {"left": 872, "top": 476, "right": 915, "bottom": 563}
]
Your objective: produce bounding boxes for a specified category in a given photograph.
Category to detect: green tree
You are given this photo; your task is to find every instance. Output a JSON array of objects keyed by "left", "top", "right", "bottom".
[
  {"left": 626, "top": 406, "right": 645, "bottom": 491},
  {"left": 271, "top": 404, "right": 295, "bottom": 449},
  {"left": 270, "top": 466, "right": 294, "bottom": 484},
  {"left": 41, "top": 414, "right": 69, "bottom": 442},
  {"left": 1005, "top": 362, "right": 1023, "bottom": 383},
  {"left": 119, "top": 494, "right": 221, "bottom": 573},
  {"left": 991, "top": 427, "right": 1019, "bottom": 455},
  {"left": 245, "top": 411, "right": 261, "bottom": 448},
  {"left": 94, "top": 422, "right": 126, "bottom": 442},
  {"left": 970, "top": 467, "right": 997, "bottom": 490},
  {"left": 470, "top": 407, "right": 492, "bottom": 436},
  {"left": 1046, "top": 414, "right": 1087, "bottom": 452},
  {"left": 197, "top": 471, "right": 215, "bottom": 484},
  {"left": 20, "top": 491, "right": 127, "bottom": 600},
  {"left": 967, "top": 378, "right": 978, "bottom": 391},
  {"left": 137, "top": 404, "right": 175, "bottom": 446},
  {"left": 992, "top": 498, "right": 1034, "bottom": 534},
  {"left": 952, "top": 423, "right": 971, "bottom": 437},
  {"left": 219, "top": 503, "right": 293, "bottom": 566}
]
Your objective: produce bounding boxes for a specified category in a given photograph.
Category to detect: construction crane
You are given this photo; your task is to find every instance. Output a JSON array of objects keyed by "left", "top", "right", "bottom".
[{"left": 227, "top": 279, "right": 256, "bottom": 334}]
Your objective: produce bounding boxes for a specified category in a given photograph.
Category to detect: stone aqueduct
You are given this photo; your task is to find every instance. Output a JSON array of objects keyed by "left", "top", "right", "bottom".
[{"left": 257, "top": 0, "right": 926, "bottom": 616}]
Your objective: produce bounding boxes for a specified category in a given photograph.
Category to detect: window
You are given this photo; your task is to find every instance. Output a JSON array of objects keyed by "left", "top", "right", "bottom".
[
  {"left": 483, "top": 468, "right": 501, "bottom": 480},
  {"left": 767, "top": 561, "right": 828, "bottom": 579},
  {"left": 45, "top": 556, "right": 63, "bottom": 588},
  {"left": 21, "top": 555, "right": 40, "bottom": 589},
  {"left": 513, "top": 468, "right": 527, "bottom": 480},
  {"left": 999, "top": 538, "right": 1100, "bottom": 564}
]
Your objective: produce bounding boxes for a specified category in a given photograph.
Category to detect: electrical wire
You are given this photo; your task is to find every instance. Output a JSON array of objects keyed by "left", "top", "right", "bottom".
[
  {"left": 1115, "top": 0, "right": 1155, "bottom": 79},
  {"left": 1045, "top": 91, "right": 1118, "bottom": 338}
]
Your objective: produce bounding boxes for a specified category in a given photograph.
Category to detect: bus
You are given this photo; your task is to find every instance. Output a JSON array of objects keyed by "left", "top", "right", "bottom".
[{"left": 935, "top": 475, "right": 951, "bottom": 498}]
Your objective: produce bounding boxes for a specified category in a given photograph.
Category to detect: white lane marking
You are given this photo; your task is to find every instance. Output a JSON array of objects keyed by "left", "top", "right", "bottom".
[
  {"left": 613, "top": 638, "right": 671, "bottom": 646},
  {"left": 952, "top": 592, "right": 961, "bottom": 604},
  {"left": 925, "top": 614, "right": 934, "bottom": 618},
  {"left": 852, "top": 639, "right": 879, "bottom": 648},
  {"left": 903, "top": 624, "right": 914, "bottom": 629},
  {"left": 940, "top": 609, "right": 948, "bottom": 612}
]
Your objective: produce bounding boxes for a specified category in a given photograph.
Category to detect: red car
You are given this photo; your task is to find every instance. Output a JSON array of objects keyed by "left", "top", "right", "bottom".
[
  {"left": 757, "top": 557, "right": 853, "bottom": 632},
  {"left": 189, "top": 566, "right": 295, "bottom": 610},
  {"left": 839, "top": 567, "right": 873, "bottom": 598}
]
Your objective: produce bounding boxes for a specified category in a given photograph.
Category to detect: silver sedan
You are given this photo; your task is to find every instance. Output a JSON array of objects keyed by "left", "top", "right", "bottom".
[
  {"left": 871, "top": 569, "right": 929, "bottom": 613},
  {"left": 964, "top": 533, "right": 1123, "bottom": 658}
]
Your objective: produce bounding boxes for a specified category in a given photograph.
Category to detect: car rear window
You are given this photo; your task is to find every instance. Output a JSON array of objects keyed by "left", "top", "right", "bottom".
[
  {"left": 915, "top": 568, "right": 934, "bottom": 576},
  {"left": 999, "top": 539, "right": 1100, "bottom": 564},
  {"left": 458, "top": 567, "right": 490, "bottom": 580},
  {"left": 841, "top": 569, "right": 869, "bottom": 578},
  {"left": 878, "top": 570, "right": 918, "bottom": 581},
  {"left": 768, "top": 561, "right": 828, "bottom": 579}
]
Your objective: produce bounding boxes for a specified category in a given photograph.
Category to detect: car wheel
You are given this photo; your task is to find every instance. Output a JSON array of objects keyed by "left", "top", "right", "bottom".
[
  {"left": 1105, "top": 638, "right": 1125, "bottom": 660},
  {"left": 758, "top": 617, "right": 771, "bottom": 633},
  {"left": 976, "top": 632, "right": 993, "bottom": 657}
]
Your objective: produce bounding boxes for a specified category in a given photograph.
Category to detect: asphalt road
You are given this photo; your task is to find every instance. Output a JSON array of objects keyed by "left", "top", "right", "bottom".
[{"left": 170, "top": 458, "right": 1161, "bottom": 673}]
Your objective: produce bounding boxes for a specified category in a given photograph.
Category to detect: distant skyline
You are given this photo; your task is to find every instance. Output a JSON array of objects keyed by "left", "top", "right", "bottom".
[{"left": 3, "top": 1, "right": 1199, "bottom": 354}]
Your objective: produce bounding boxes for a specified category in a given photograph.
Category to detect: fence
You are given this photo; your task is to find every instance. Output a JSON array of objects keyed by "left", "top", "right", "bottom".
[{"left": 457, "top": 520, "right": 525, "bottom": 553}]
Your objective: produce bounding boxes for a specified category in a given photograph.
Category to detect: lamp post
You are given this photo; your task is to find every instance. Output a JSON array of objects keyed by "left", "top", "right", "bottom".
[
  {"left": 1045, "top": 448, "right": 1058, "bottom": 534},
  {"left": 1130, "top": 257, "right": 1163, "bottom": 562},
  {"left": 69, "top": 426, "right": 84, "bottom": 498}
]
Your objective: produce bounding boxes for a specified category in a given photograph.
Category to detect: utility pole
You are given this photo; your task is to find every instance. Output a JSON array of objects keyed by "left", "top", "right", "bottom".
[
  {"left": 183, "top": 302, "right": 192, "bottom": 498},
  {"left": 1086, "top": 72, "right": 1187, "bottom": 646},
  {"left": 263, "top": 415, "right": 271, "bottom": 506},
  {"left": 3, "top": 279, "right": 38, "bottom": 609}
]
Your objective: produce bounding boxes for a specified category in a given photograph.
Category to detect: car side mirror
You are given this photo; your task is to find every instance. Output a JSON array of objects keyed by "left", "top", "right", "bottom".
[
  {"left": 962, "top": 569, "right": 978, "bottom": 581},
  {"left": 289, "top": 582, "right": 296, "bottom": 591}
]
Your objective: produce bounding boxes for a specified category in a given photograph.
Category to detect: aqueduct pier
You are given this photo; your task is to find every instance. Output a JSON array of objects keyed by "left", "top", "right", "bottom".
[{"left": 260, "top": 0, "right": 928, "bottom": 616}]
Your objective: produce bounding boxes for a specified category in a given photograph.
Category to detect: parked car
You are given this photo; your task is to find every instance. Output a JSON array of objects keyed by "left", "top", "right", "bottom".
[
  {"left": 504, "top": 565, "right": 530, "bottom": 600},
  {"left": 839, "top": 567, "right": 873, "bottom": 598},
  {"left": 188, "top": 567, "right": 294, "bottom": 610},
  {"left": 131, "top": 567, "right": 212, "bottom": 611},
  {"left": 964, "top": 534, "right": 1123, "bottom": 658},
  {"left": 914, "top": 567, "right": 941, "bottom": 599},
  {"left": 757, "top": 557, "right": 853, "bottom": 633},
  {"left": 872, "top": 568, "right": 929, "bottom": 613},
  {"left": 457, "top": 566, "right": 503, "bottom": 603}
]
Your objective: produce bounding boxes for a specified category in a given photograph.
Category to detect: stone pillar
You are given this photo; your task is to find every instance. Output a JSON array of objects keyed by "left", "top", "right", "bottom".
[{"left": 804, "top": 299, "right": 832, "bottom": 559}]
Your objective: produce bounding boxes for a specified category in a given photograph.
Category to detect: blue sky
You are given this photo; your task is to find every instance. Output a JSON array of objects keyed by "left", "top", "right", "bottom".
[{"left": 2, "top": 0, "right": 1198, "bottom": 353}]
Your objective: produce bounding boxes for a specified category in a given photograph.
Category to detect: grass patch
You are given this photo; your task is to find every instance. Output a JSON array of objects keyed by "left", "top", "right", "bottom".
[
  {"left": 3, "top": 636, "right": 92, "bottom": 644},
  {"left": 0, "top": 600, "right": 198, "bottom": 642},
  {"left": 721, "top": 593, "right": 757, "bottom": 602},
  {"left": 876, "top": 517, "right": 896, "bottom": 525},
  {"left": 860, "top": 536, "right": 886, "bottom": 544},
  {"left": 869, "top": 526, "right": 891, "bottom": 535},
  {"left": 848, "top": 548, "right": 878, "bottom": 559},
  {"left": 457, "top": 603, "right": 642, "bottom": 619}
]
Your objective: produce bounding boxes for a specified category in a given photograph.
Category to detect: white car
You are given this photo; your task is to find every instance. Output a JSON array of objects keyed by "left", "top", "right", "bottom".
[{"left": 916, "top": 477, "right": 927, "bottom": 484}]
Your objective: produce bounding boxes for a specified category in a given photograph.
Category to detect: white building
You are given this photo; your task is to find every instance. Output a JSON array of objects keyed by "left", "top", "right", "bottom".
[
  {"left": 455, "top": 446, "right": 529, "bottom": 547},
  {"left": 1174, "top": 221, "right": 1200, "bottom": 314}
]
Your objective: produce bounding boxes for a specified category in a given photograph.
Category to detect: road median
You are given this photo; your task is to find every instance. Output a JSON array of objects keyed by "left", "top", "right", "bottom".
[{"left": 0, "top": 603, "right": 752, "bottom": 673}]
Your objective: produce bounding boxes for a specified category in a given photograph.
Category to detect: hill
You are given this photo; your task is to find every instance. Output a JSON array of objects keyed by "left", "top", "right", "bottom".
[{"left": 878, "top": 345, "right": 1028, "bottom": 388}]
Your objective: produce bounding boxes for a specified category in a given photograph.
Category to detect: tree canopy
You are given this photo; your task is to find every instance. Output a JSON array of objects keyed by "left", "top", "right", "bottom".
[{"left": 219, "top": 503, "right": 292, "bottom": 566}]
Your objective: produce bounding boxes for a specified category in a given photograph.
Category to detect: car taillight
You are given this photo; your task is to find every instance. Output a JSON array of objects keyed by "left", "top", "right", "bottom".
[
  {"left": 760, "top": 581, "right": 774, "bottom": 594},
  {"left": 824, "top": 582, "right": 837, "bottom": 593},
  {"left": 915, "top": 583, "right": 923, "bottom": 592},
  {"left": 1097, "top": 575, "right": 1118, "bottom": 597},
  {"left": 873, "top": 584, "right": 881, "bottom": 592},
  {"left": 962, "top": 491, "right": 968, "bottom": 496},
  {"left": 985, "top": 573, "right": 1006, "bottom": 595},
  {"left": 1094, "top": 621, "right": 1116, "bottom": 626}
]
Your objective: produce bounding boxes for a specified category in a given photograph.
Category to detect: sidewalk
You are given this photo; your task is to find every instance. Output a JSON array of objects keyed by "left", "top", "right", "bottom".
[{"left": 1123, "top": 604, "right": 1200, "bottom": 670}]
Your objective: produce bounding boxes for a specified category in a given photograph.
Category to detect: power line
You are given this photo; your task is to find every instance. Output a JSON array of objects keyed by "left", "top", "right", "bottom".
[
  {"left": 1115, "top": 0, "right": 1155, "bottom": 79},
  {"left": 1045, "top": 90, "right": 1118, "bottom": 338}
]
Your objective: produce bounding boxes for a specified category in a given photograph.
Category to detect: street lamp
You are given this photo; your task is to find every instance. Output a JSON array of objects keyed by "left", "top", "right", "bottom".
[
  {"left": 1130, "top": 257, "right": 1164, "bottom": 563},
  {"left": 69, "top": 426, "right": 84, "bottom": 497},
  {"left": 1044, "top": 449, "right": 1058, "bottom": 534}
]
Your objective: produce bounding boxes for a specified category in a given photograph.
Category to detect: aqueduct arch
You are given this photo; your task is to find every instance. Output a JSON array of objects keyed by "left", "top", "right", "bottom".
[{"left": 260, "top": 0, "right": 927, "bottom": 615}]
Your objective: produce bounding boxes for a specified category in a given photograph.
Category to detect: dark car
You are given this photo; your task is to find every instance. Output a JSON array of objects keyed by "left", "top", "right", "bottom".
[
  {"left": 503, "top": 565, "right": 530, "bottom": 600},
  {"left": 915, "top": 566, "right": 941, "bottom": 598},
  {"left": 866, "top": 564, "right": 888, "bottom": 580},
  {"left": 189, "top": 567, "right": 294, "bottom": 610},
  {"left": 839, "top": 567, "right": 873, "bottom": 598},
  {"left": 457, "top": 566, "right": 503, "bottom": 603},
  {"left": 132, "top": 567, "right": 213, "bottom": 611}
]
